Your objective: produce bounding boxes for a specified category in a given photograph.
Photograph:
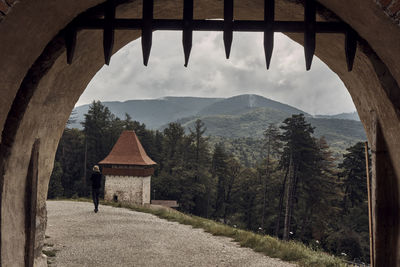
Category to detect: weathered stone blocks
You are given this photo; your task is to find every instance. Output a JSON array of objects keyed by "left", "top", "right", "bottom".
[{"left": 104, "top": 175, "right": 151, "bottom": 205}]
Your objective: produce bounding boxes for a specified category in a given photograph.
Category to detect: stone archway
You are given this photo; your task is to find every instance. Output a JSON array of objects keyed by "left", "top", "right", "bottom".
[{"left": 0, "top": 0, "right": 399, "bottom": 266}]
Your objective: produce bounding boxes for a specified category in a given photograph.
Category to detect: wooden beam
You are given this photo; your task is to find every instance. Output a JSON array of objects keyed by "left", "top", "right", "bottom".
[{"left": 77, "top": 18, "right": 348, "bottom": 33}]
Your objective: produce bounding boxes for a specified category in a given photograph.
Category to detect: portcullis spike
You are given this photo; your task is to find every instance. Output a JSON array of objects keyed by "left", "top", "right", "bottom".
[
  {"left": 304, "top": 0, "right": 316, "bottom": 71},
  {"left": 183, "top": 0, "right": 193, "bottom": 67},
  {"left": 223, "top": 0, "right": 233, "bottom": 59},
  {"left": 142, "top": 0, "right": 154, "bottom": 66},
  {"left": 103, "top": 0, "right": 115, "bottom": 65},
  {"left": 263, "top": 0, "right": 274, "bottom": 69}
]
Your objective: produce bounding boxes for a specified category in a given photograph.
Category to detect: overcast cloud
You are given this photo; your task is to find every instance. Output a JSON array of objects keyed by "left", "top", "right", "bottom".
[{"left": 78, "top": 31, "right": 356, "bottom": 115}]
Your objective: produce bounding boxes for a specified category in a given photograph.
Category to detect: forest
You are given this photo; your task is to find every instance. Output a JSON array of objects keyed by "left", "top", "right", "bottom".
[{"left": 49, "top": 101, "right": 370, "bottom": 263}]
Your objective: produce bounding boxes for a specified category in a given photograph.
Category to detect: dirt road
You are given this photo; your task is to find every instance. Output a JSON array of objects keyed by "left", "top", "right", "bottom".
[{"left": 46, "top": 201, "right": 296, "bottom": 267}]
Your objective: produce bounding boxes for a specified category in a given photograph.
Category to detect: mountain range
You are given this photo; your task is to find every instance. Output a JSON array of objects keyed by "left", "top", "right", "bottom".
[{"left": 71, "top": 94, "right": 365, "bottom": 156}]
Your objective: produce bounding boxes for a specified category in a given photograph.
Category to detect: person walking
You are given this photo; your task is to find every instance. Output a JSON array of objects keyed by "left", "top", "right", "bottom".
[{"left": 90, "top": 165, "right": 102, "bottom": 213}]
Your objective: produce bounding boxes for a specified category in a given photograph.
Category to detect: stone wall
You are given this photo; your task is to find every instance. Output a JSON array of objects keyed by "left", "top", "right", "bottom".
[
  {"left": 0, "top": 0, "right": 399, "bottom": 265},
  {"left": 0, "top": 0, "right": 17, "bottom": 22},
  {"left": 376, "top": 0, "right": 400, "bottom": 24},
  {"left": 143, "top": 176, "right": 151, "bottom": 205},
  {"left": 104, "top": 175, "right": 151, "bottom": 205}
]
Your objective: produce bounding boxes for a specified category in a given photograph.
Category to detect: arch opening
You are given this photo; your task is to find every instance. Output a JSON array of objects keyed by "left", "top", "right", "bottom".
[{"left": 50, "top": 28, "right": 366, "bottom": 264}]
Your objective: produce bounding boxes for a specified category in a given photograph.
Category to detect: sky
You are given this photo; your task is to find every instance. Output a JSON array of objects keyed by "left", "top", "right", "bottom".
[{"left": 78, "top": 31, "right": 356, "bottom": 115}]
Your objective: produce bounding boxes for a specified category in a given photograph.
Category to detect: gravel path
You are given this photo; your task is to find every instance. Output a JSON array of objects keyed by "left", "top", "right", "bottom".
[{"left": 46, "top": 201, "right": 296, "bottom": 267}]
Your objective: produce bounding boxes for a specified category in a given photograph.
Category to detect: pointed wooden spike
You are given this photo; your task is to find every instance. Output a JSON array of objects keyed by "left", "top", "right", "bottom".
[
  {"left": 223, "top": 32, "right": 233, "bottom": 59},
  {"left": 182, "top": 27, "right": 192, "bottom": 67},
  {"left": 142, "top": 0, "right": 154, "bottom": 66},
  {"left": 142, "top": 37, "right": 151, "bottom": 66},
  {"left": 345, "top": 26, "right": 357, "bottom": 71},
  {"left": 224, "top": 0, "right": 233, "bottom": 59},
  {"left": 264, "top": 0, "right": 274, "bottom": 69},
  {"left": 103, "top": 29, "right": 114, "bottom": 65},
  {"left": 183, "top": 0, "right": 193, "bottom": 67},
  {"left": 264, "top": 32, "right": 274, "bottom": 69},
  {"left": 65, "top": 26, "right": 77, "bottom": 65},
  {"left": 183, "top": 34, "right": 192, "bottom": 67},
  {"left": 103, "top": 0, "right": 115, "bottom": 65},
  {"left": 304, "top": 35, "right": 315, "bottom": 71},
  {"left": 304, "top": 0, "right": 316, "bottom": 71}
]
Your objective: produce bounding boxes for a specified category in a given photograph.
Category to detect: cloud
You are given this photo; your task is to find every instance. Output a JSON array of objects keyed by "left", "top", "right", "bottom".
[{"left": 79, "top": 31, "right": 356, "bottom": 115}]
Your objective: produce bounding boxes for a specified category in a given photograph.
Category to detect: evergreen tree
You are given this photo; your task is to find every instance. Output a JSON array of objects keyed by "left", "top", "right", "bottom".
[
  {"left": 189, "top": 119, "right": 212, "bottom": 216},
  {"left": 339, "top": 142, "right": 369, "bottom": 212},
  {"left": 295, "top": 137, "right": 340, "bottom": 243},
  {"left": 260, "top": 124, "right": 281, "bottom": 231},
  {"left": 223, "top": 157, "right": 241, "bottom": 223},
  {"left": 152, "top": 123, "right": 186, "bottom": 201},
  {"left": 232, "top": 167, "right": 260, "bottom": 230},
  {"left": 56, "top": 128, "right": 85, "bottom": 197},
  {"left": 278, "top": 114, "right": 316, "bottom": 240},
  {"left": 212, "top": 143, "right": 228, "bottom": 219},
  {"left": 81, "top": 101, "right": 134, "bottom": 196},
  {"left": 333, "top": 142, "right": 370, "bottom": 261},
  {"left": 48, "top": 161, "right": 64, "bottom": 198}
]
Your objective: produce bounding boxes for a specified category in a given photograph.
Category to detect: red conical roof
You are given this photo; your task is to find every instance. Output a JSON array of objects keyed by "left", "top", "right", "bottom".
[{"left": 99, "top": 131, "right": 156, "bottom": 166}]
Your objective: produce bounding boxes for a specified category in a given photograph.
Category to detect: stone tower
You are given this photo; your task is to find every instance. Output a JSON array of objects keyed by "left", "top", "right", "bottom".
[{"left": 99, "top": 130, "right": 156, "bottom": 205}]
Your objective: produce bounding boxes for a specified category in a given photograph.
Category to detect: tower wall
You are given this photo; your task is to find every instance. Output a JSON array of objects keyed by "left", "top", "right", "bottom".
[{"left": 104, "top": 175, "right": 151, "bottom": 205}]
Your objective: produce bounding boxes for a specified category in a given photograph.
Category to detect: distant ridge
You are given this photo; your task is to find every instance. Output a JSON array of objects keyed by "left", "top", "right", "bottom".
[
  {"left": 72, "top": 94, "right": 322, "bottom": 129},
  {"left": 71, "top": 96, "right": 222, "bottom": 129},
  {"left": 314, "top": 111, "right": 360, "bottom": 121},
  {"left": 71, "top": 94, "right": 364, "bottom": 154}
]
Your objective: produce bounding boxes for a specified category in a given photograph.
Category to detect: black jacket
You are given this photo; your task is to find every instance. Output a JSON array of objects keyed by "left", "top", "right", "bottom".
[{"left": 90, "top": 172, "right": 102, "bottom": 189}]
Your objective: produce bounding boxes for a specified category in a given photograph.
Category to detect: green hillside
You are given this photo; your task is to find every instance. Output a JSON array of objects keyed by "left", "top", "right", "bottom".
[
  {"left": 179, "top": 107, "right": 366, "bottom": 160},
  {"left": 197, "top": 94, "right": 309, "bottom": 117}
]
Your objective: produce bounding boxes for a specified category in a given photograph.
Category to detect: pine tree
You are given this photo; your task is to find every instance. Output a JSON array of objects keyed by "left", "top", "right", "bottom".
[
  {"left": 56, "top": 128, "right": 85, "bottom": 197},
  {"left": 48, "top": 161, "right": 64, "bottom": 198},
  {"left": 295, "top": 137, "right": 341, "bottom": 242},
  {"left": 158, "top": 123, "right": 186, "bottom": 198},
  {"left": 333, "top": 142, "right": 370, "bottom": 261},
  {"left": 223, "top": 157, "right": 241, "bottom": 223},
  {"left": 261, "top": 124, "right": 281, "bottom": 231},
  {"left": 189, "top": 119, "right": 212, "bottom": 216},
  {"left": 278, "top": 114, "right": 316, "bottom": 240},
  {"left": 339, "top": 142, "right": 369, "bottom": 212},
  {"left": 82, "top": 101, "right": 115, "bottom": 174},
  {"left": 232, "top": 167, "right": 260, "bottom": 230},
  {"left": 212, "top": 143, "right": 228, "bottom": 219}
]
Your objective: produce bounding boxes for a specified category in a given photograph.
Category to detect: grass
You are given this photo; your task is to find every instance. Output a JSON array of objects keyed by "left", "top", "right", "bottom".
[{"left": 53, "top": 198, "right": 346, "bottom": 267}]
